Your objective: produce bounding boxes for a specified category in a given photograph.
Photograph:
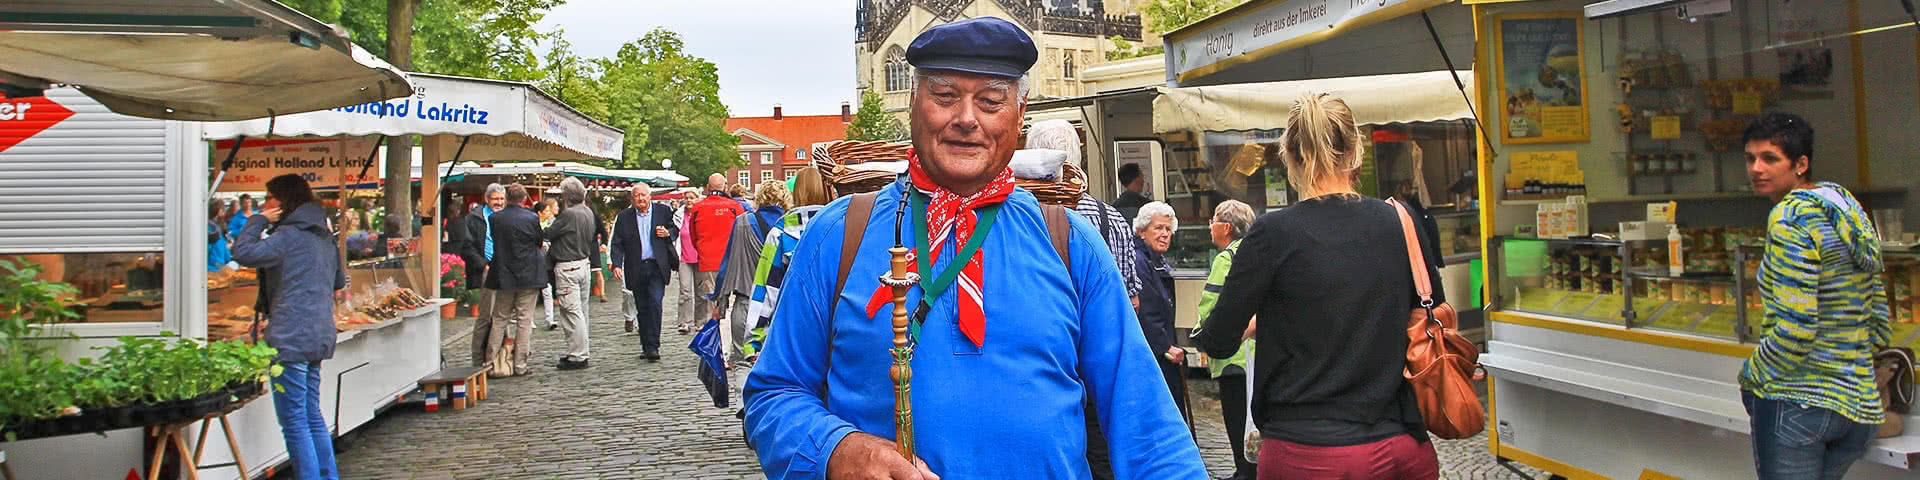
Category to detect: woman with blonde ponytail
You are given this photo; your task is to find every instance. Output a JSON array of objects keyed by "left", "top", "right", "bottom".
[{"left": 1192, "top": 92, "right": 1444, "bottom": 479}]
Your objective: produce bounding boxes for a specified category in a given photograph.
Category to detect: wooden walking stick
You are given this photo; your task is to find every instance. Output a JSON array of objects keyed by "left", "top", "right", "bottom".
[
  {"left": 881, "top": 244, "right": 920, "bottom": 459},
  {"left": 879, "top": 181, "right": 922, "bottom": 460}
]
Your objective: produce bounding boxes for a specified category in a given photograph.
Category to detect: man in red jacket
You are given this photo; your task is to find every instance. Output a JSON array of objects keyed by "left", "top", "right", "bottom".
[{"left": 683, "top": 173, "right": 745, "bottom": 333}]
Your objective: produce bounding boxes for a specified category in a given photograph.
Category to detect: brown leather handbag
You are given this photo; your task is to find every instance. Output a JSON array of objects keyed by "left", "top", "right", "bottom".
[{"left": 1389, "top": 198, "right": 1487, "bottom": 440}]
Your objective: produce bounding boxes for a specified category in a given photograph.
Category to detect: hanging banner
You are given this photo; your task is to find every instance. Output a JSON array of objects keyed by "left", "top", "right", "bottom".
[
  {"left": 1165, "top": 0, "right": 1451, "bottom": 82},
  {"left": 211, "top": 138, "right": 382, "bottom": 192},
  {"left": 201, "top": 74, "right": 623, "bottom": 161},
  {"left": 1494, "top": 12, "right": 1590, "bottom": 144}
]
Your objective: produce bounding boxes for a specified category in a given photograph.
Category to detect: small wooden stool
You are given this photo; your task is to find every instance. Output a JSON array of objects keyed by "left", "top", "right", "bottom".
[{"left": 418, "top": 365, "right": 489, "bottom": 411}]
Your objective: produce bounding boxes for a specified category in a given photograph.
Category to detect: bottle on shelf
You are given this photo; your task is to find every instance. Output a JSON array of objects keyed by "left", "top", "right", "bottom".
[{"left": 1668, "top": 224, "right": 1685, "bottom": 277}]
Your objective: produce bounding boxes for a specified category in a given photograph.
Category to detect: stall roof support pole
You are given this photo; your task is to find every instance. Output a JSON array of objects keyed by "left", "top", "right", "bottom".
[
  {"left": 209, "top": 135, "right": 246, "bottom": 194},
  {"left": 1422, "top": 11, "right": 1496, "bottom": 158},
  {"left": 354, "top": 135, "right": 389, "bottom": 187},
  {"left": 431, "top": 136, "right": 472, "bottom": 206}
]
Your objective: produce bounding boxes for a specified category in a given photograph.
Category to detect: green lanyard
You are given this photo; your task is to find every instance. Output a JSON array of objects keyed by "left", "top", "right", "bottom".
[{"left": 908, "top": 191, "right": 1002, "bottom": 314}]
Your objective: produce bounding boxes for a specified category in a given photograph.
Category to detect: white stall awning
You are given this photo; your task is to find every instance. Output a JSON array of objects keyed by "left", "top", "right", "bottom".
[
  {"left": 0, "top": 0, "right": 414, "bottom": 121},
  {"left": 1153, "top": 70, "right": 1476, "bottom": 133},
  {"left": 202, "top": 73, "right": 624, "bottom": 162}
]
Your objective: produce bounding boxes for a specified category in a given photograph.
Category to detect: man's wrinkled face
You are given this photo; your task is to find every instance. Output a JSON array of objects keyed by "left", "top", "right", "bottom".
[
  {"left": 486, "top": 191, "right": 507, "bottom": 211},
  {"left": 630, "top": 188, "right": 651, "bottom": 209},
  {"left": 910, "top": 71, "right": 1025, "bottom": 193}
]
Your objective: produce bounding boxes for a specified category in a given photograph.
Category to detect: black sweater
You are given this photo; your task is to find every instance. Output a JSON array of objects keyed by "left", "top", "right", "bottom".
[{"left": 1193, "top": 195, "right": 1445, "bottom": 446}]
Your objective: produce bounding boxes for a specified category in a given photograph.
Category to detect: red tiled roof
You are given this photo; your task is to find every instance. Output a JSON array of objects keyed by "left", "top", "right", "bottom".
[{"left": 726, "top": 114, "right": 848, "bottom": 165}]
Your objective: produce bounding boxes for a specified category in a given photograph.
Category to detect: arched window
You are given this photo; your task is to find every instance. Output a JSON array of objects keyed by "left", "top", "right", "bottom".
[{"left": 884, "top": 46, "right": 908, "bottom": 92}]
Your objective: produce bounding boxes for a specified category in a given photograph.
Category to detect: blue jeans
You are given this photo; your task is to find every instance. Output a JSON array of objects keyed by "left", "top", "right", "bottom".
[
  {"left": 273, "top": 361, "right": 338, "bottom": 480},
  {"left": 1743, "top": 391, "right": 1875, "bottom": 480}
]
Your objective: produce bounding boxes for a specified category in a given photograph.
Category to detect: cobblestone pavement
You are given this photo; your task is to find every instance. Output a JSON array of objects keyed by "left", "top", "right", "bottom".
[{"left": 336, "top": 287, "right": 1546, "bottom": 479}]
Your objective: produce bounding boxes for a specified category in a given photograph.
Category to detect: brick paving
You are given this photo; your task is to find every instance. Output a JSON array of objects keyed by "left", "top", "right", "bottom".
[{"left": 332, "top": 287, "right": 1546, "bottom": 479}]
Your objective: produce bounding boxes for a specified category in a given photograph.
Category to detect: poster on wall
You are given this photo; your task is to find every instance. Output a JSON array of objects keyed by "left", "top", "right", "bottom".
[
  {"left": 1771, "top": 0, "right": 1835, "bottom": 98},
  {"left": 1495, "top": 12, "right": 1589, "bottom": 144}
]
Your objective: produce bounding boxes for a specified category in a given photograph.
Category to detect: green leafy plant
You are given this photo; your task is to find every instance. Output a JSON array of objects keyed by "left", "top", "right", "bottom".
[{"left": 0, "top": 258, "right": 82, "bottom": 435}]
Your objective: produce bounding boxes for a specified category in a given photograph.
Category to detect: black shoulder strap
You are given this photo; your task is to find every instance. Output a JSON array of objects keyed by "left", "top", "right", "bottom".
[{"left": 822, "top": 192, "right": 878, "bottom": 405}]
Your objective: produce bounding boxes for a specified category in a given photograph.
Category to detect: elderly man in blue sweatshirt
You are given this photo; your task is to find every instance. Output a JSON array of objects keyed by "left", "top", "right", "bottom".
[{"left": 742, "top": 18, "right": 1206, "bottom": 480}]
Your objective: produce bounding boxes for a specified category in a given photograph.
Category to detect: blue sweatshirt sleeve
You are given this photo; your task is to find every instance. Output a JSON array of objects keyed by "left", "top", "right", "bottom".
[
  {"left": 742, "top": 205, "right": 858, "bottom": 479},
  {"left": 1065, "top": 215, "right": 1208, "bottom": 480}
]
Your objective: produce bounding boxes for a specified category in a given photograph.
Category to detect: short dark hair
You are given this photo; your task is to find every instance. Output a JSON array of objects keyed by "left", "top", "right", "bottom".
[
  {"left": 1743, "top": 112, "right": 1814, "bottom": 178},
  {"left": 506, "top": 183, "right": 530, "bottom": 204},
  {"left": 1118, "top": 163, "right": 1142, "bottom": 186},
  {"left": 264, "top": 174, "right": 316, "bottom": 217}
]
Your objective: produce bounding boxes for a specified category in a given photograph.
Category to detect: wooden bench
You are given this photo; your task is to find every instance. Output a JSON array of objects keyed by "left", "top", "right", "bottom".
[{"left": 417, "top": 365, "right": 489, "bottom": 411}]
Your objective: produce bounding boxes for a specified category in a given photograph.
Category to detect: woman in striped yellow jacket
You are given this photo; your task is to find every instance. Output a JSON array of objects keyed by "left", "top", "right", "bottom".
[{"left": 1738, "top": 112, "right": 1891, "bottom": 480}]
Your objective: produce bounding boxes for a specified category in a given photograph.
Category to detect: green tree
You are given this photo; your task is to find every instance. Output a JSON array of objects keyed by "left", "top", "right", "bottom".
[
  {"left": 845, "top": 89, "right": 907, "bottom": 142},
  {"left": 1110, "top": 0, "right": 1245, "bottom": 60},
  {"left": 284, "top": 0, "right": 561, "bottom": 82},
  {"left": 1142, "top": 0, "right": 1247, "bottom": 34},
  {"left": 595, "top": 29, "right": 738, "bottom": 178},
  {"left": 537, "top": 31, "right": 609, "bottom": 121}
]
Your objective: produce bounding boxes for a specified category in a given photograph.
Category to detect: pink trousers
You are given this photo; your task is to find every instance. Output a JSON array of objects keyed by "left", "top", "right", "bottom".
[{"left": 1257, "top": 434, "right": 1439, "bottom": 480}]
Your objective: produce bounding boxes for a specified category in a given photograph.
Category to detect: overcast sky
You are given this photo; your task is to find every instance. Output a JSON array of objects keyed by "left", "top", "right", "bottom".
[{"left": 538, "top": 0, "right": 858, "bottom": 118}]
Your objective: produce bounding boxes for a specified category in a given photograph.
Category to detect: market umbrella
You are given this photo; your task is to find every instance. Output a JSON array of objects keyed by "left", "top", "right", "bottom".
[{"left": 688, "top": 318, "right": 729, "bottom": 408}]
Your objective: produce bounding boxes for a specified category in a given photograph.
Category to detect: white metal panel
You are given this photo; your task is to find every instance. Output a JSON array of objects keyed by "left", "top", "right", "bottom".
[
  {"left": 1489, "top": 321, "right": 1920, "bottom": 473},
  {"left": 0, "top": 88, "right": 169, "bottom": 253}
]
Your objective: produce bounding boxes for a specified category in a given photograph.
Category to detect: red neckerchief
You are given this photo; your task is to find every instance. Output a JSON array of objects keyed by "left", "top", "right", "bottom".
[{"left": 864, "top": 148, "right": 1016, "bottom": 347}]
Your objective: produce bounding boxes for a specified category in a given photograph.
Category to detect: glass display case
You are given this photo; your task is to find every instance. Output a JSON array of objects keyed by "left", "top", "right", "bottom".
[
  {"left": 1495, "top": 235, "right": 1920, "bottom": 350},
  {"left": 206, "top": 188, "right": 431, "bottom": 342},
  {"left": 5, "top": 252, "right": 167, "bottom": 324}
]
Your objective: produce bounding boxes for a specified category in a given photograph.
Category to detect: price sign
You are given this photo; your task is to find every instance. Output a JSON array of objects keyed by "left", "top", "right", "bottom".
[
  {"left": 1733, "top": 91, "right": 1763, "bottom": 115},
  {"left": 1651, "top": 116, "right": 1682, "bottom": 139}
]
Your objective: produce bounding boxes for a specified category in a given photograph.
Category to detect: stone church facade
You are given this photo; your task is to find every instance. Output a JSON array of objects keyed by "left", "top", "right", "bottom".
[{"left": 854, "top": 0, "right": 1150, "bottom": 118}]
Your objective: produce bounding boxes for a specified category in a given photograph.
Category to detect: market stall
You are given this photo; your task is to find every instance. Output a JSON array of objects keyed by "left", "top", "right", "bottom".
[
  {"left": 0, "top": 2, "right": 421, "bottom": 477},
  {"left": 0, "top": 0, "right": 412, "bottom": 121},
  {"left": 1015, "top": 0, "right": 1485, "bottom": 358},
  {"left": 1468, "top": 0, "right": 1920, "bottom": 477},
  {"left": 177, "top": 72, "right": 624, "bottom": 480}
]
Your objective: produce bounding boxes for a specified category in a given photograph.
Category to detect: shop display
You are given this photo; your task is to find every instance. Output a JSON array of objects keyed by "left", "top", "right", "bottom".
[
  {"left": 1504, "top": 151, "right": 1585, "bottom": 201},
  {"left": 1622, "top": 151, "right": 1701, "bottom": 176},
  {"left": 334, "top": 280, "right": 432, "bottom": 331}
]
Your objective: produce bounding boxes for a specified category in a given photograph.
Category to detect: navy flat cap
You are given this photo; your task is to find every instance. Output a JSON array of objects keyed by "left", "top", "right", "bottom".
[{"left": 905, "top": 17, "right": 1037, "bottom": 78}]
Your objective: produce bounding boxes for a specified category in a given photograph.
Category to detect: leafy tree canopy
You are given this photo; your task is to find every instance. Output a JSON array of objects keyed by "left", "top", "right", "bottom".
[
  {"left": 845, "top": 90, "right": 907, "bottom": 143},
  {"left": 279, "top": 1, "right": 738, "bottom": 177}
]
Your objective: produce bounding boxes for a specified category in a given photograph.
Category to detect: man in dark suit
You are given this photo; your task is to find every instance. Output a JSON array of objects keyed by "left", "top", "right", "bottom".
[
  {"left": 611, "top": 184, "right": 679, "bottom": 361},
  {"left": 462, "top": 184, "right": 506, "bottom": 368},
  {"left": 485, "top": 184, "right": 549, "bottom": 377}
]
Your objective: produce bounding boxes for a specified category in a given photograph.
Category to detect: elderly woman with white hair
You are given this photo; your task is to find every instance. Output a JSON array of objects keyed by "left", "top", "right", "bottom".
[{"left": 1132, "top": 200, "right": 1187, "bottom": 421}]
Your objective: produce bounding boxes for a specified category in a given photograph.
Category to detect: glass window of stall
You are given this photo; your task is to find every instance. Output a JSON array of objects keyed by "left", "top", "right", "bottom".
[
  {"left": 1486, "top": 0, "right": 1920, "bottom": 347},
  {"left": 207, "top": 186, "right": 431, "bottom": 343},
  {"left": 1159, "top": 121, "right": 1481, "bottom": 272}
]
